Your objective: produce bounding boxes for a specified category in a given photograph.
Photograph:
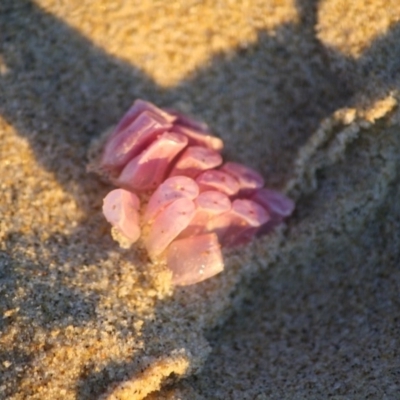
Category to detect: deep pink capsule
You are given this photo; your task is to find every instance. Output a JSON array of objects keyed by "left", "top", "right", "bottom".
[
  {"left": 144, "top": 197, "right": 196, "bottom": 257},
  {"left": 251, "top": 188, "right": 295, "bottom": 234},
  {"left": 196, "top": 169, "right": 240, "bottom": 197},
  {"left": 220, "top": 162, "right": 264, "bottom": 196},
  {"left": 112, "top": 99, "right": 176, "bottom": 139},
  {"left": 102, "top": 189, "right": 141, "bottom": 244},
  {"left": 116, "top": 132, "right": 188, "bottom": 192},
  {"left": 208, "top": 199, "right": 270, "bottom": 247},
  {"left": 144, "top": 176, "right": 199, "bottom": 224},
  {"left": 169, "top": 146, "right": 223, "bottom": 179},
  {"left": 101, "top": 111, "right": 173, "bottom": 176},
  {"left": 166, "top": 233, "right": 224, "bottom": 286},
  {"left": 171, "top": 124, "right": 224, "bottom": 152},
  {"left": 163, "top": 108, "right": 210, "bottom": 133}
]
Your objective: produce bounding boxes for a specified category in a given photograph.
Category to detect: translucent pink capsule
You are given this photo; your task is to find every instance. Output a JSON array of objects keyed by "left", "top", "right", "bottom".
[
  {"left": 144, "top": 198, "right": 196, "bottom": 257},
  {"left": 195, "top": 169, "right": 240, "bottom": 197},
  {"left": 144, "top": 176, "right": 199, "bottom": 224},
  {"left": 102, "top": 189, "right": 141, "bottom": 243},
  {"left": 116, "top": 132, "right": 188, "bottom": 192},
  {"left": 169, "top": 146, "right": 223, "bottom": 179},
  {"left": 101, "top": 111, "right": 173, "bottom": 177},
  {"left": 209, "top": 199, "right": 270, "bottom": 247},
  {"left": 112, "top": 99, "right": 176, "bottom": 139},
  {"left": 166, "top": 233, "right": 224, "bottom": 286},
  {"left": 220, "top": 162, "right": 265, "bottom": 196},
  {"left": 178, "top": 191, "right": 231, "bottom": 238},
  {"left": 251, "top": 188, "right": 295, "bottom": 234}
]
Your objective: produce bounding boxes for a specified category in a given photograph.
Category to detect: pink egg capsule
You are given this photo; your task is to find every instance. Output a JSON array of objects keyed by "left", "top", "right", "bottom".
[
  {"left": 220, "top": 162, "right": 265, "bottom": 196},
  {"left": 144, "top": 197, "right": 196, "bottom": 257},
  {"left": 208, "top": 199, "right": 270, "bottom": 247},
  {"left": 195, "top": 169, "right": 240, "bottom": 197},
  {"left": 166, "top": 233, "right": 224, "bottom": 286},
  {"left": 102, "top": 189, "right": 141, "bottom": 244},
  {"left": 251, "top": 188, "right": 295, "bottom": 234},
  {"left": 112, "top": 99, "right": 176, "bottom": 140},
  {"left": 178, "top": 191, "right": 231, "bottom": 238},
  {"left": 171, "top": 124, "right": 224, "bottom": 152},
  {"left": 101, "top": 110, "right": 173, "bottom": 177},
  {"left": 116, "top": 132, "right": 188, "bottom": 192},
  {"left": 144, "top": 176, "right": 199, "bottom": 224},
  {"left": 169, "top": 146, "right": 223, "bottom": 179}
]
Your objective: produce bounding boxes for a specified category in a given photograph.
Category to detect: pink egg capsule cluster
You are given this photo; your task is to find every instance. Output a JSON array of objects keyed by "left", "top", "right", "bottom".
[{"left": 96, "top": 100, "right": 294, "bottom": 286}]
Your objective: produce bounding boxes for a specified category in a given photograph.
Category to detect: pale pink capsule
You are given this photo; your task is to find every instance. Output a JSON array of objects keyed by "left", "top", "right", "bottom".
[
  {"left": 144, "top": 197, "right": 196, "bottom": 257},
  {"left": 220, "top": 162, "right": 264, "bottom": 196},
  {"left": 208, "top": 199, "right": 270, "bottom": 247},
  {"left": 195, "top": 169, "right": 240, "bottom": 197},
  {"left": 166, "top": 233, "right": 224, "bottom": 286},
  {"left": 101, "top": 111, "right": 172, "bottom": 176},
  {"left": 116, "top": 132, "right": 188, "bottom": 192},
  {"left": 251, "top": 188, "right": 295, "bottom": 234},
  {"left": 102, "top": 189, "right": 141, "bottom": 243},
  {"left": 169, "top": 146, "right": 223, "bottom": 179},
  {"left": 178, "top": 191, "right": 231, "bottom": 238},
  {"left": 112, "top": 99, "right": 176, "bottom": 139},
  {"left": 144, "top": 176, "right": 199, "bottom": 223}
]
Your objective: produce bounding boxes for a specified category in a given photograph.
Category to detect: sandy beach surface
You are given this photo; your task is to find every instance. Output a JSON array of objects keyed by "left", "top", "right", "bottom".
[{"left": 1, "top": 0, "right": 400, "bottom": 399}]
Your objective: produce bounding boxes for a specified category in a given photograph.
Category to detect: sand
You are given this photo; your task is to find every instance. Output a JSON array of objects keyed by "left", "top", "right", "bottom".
[{"left": 0, "top": 0, "right": 399, "bottom": 399}]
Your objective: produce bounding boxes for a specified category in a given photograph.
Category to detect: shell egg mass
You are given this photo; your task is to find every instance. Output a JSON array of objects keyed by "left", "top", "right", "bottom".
[{"left": 92, "top": 99, "right": 294, "bottom": 285}]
